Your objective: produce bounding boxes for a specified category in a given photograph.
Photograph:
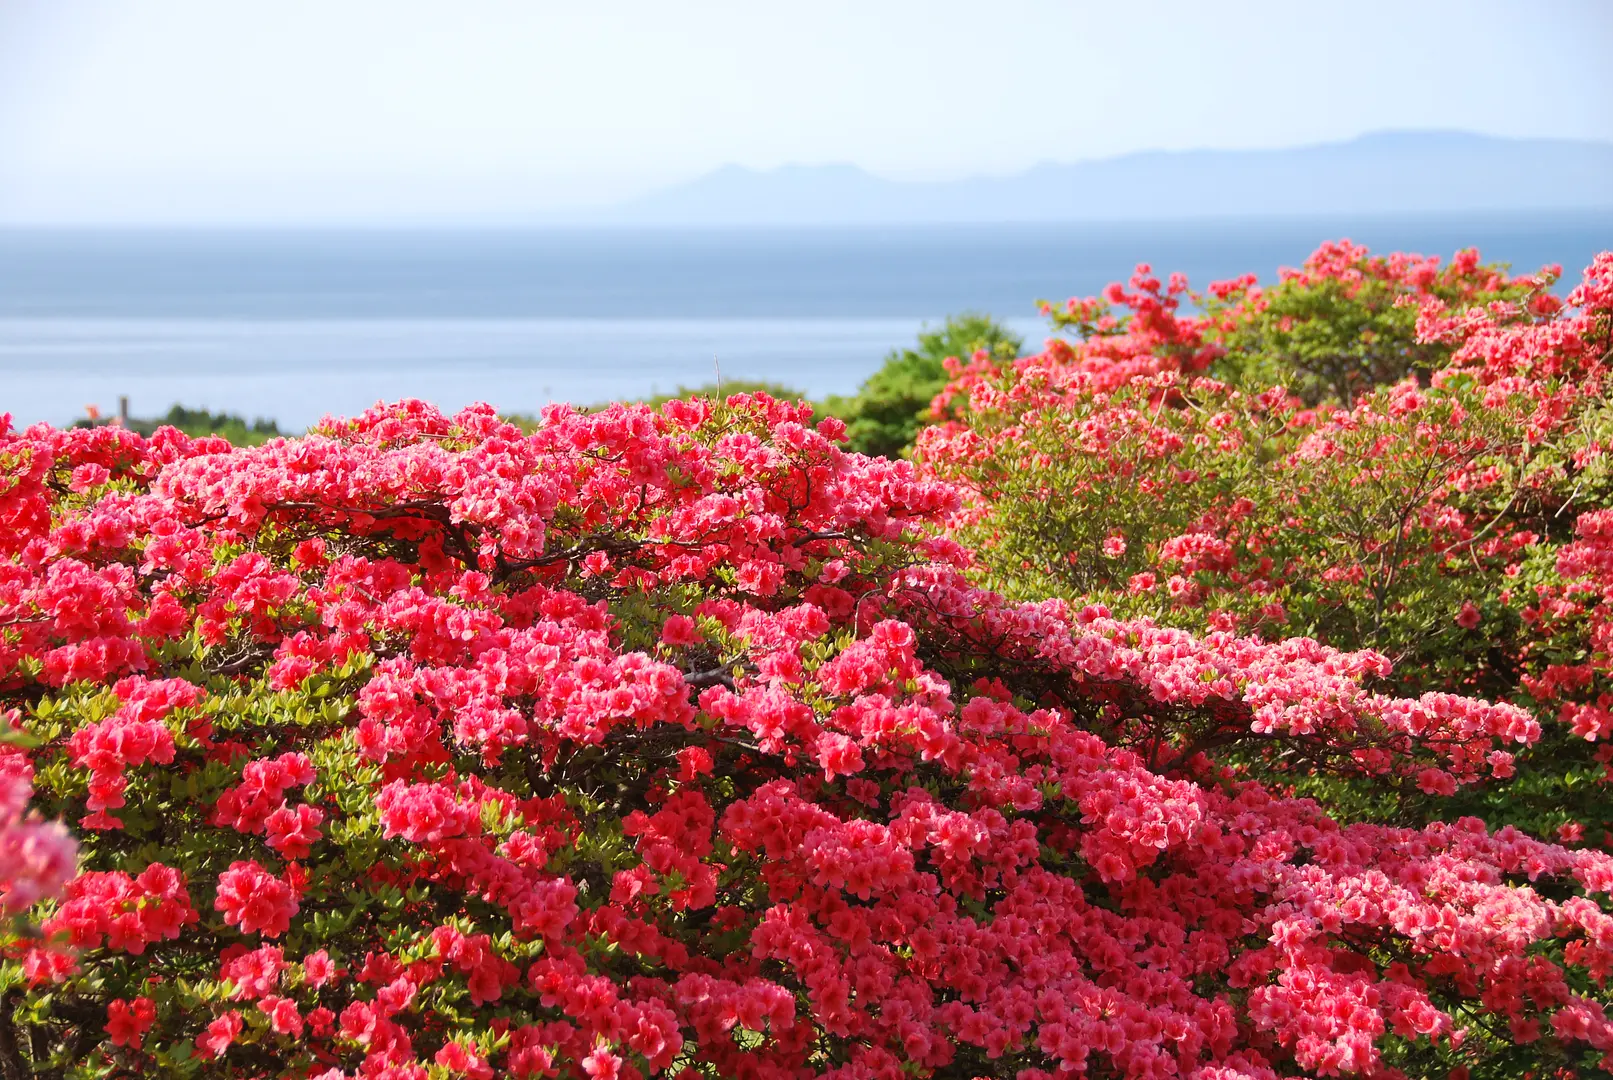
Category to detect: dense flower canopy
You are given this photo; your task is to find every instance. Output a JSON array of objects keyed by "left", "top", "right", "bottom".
[
  {"left": 1, "top": 246, "right": 1612, "bottom": 1080},
  {"left": 919, "top": 247, "right": 1613, "bottom": 835}
]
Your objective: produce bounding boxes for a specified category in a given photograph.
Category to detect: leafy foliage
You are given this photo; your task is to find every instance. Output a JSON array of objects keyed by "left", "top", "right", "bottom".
[
  {"left": 1202, "top": 243, "right": 1539, "bottom": 405},
  {"left": 822, "top": 313, "right": 1021, "bottom": 458}
]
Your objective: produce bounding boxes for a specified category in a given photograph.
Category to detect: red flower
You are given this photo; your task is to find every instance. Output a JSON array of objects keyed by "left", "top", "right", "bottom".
[
  {"left": 197, "top": 1011, "right": 242, "bottom": 1059},
  {"left": 436, "top": 1038, "right": 494, "bottom": 1079},
  {"left": 257, "top": 994, "right": 304, "bottom": 1036},
  {"left": 815, "top": 732, "right": 865, "bottom": 781},
  {"left": 214, "top": 860, "right": 300, "bottom": 937},
  {"left": 303, "top": 948, "right": 338, "bottom": 988},
  {"left": 582, "top": 1047, "right": 623, "bottom": 1080},
  {"left": 104, "top": 997, "right": 156, "bottom": 1049}
]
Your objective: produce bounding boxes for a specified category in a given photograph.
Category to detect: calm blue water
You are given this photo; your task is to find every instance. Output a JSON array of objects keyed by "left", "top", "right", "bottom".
[{"left": 3, "top": 214, "right": 1609, "bottom": 430}]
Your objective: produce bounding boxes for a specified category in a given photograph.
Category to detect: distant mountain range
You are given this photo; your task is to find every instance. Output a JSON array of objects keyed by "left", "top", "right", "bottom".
[{"left": 600, "top": 131, "right": 1613, "bottom": 226}]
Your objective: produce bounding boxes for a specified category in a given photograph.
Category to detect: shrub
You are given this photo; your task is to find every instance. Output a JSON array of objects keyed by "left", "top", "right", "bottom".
[
  {"left": 823, "top": 313, "right": 1021, "bottom": 459},
  {"left": 1201, "top": 241, "right": 1538, "bottom": 405},
  {"left": 919, "top": 247, "right": 1613, "bottom": 843},
  {"left": 1, "top": 392, "right": 1611, "bottom": 1078}
]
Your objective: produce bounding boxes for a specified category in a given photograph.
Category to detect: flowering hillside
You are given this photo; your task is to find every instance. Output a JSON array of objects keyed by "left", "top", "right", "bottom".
[{"left": 1, "top": 246, "right": 1612, "bottom": 1079}]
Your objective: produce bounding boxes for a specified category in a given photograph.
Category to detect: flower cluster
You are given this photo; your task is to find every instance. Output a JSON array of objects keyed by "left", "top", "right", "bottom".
[
  {"left": 41, "top": 863, "right": 196, "bottom": 956},
  {"left": 920, "top": 245, "right": 1613, "bottom": 848},
  {"left": 0, "top": 742, "right": 75, "bottom": 916}
]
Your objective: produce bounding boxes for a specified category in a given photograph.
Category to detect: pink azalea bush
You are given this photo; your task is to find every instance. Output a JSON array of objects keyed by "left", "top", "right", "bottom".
[
  {"left": 0, "top": 382, "right": 1610, "bottom": 1079},
  {"left": 918, "top": 245, "right": 1613, "bottom": 845}
]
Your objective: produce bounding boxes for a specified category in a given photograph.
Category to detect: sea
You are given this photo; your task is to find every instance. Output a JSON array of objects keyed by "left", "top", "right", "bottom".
[{"left": 2, "top": 212, "right": 1610, "bottom": 432}]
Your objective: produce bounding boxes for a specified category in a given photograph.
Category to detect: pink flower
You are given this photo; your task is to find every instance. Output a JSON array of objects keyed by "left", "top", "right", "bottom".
[
  {"left": 264, "top": 803, "right": 325, "bottom": 858},
  {"left": 69, "top": 462, "right": 111, "bottom": 492},
  {"left": 815, "top": 732, "right": 865, "bottom": 781},
  {"left": 660, "top": 614, "right": 701, "bottom": 647},
  {"left": 220, "top": 944, "right": 285, "bottom": 999},
  {"left": 258, "top": 994, "right": 304, "bottom": 1036},
  {"left": 1416, "top": 768, "right": 1459, "bottom": 797},
  {"left": 437, "top": 1038, "right": 495, "bottom": 1079},
  {"left": 1456, "top": 600, "right": 1482, "bottom": 629},
  {"left": 375, "top": 781, "right": 477, "bottom": 843},
  {"left": 20, "top": 945, "right": 76, "bottom": 986},
  {"left": 303, "top": 948, "right": 338, "bottom": 988},
  {"left": 0, "top": 816, "right": 78, "bottom": 913},
  {"left": 214, "top": 860, "right": 300, "bottom": 937},
  {"left": 582, "top": 1047, "right": 623, "bottom": 1080},
  {"left": 198, "top": 1011, "right": 243, "bottom": 1059},
  {"left": 43, "top": 863, "right": 197, "bottom": 953}
]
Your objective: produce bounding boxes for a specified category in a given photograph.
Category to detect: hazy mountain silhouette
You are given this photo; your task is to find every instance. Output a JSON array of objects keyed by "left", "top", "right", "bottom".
[{"left": 604, "top": 131, "right": 1613, "bottom": 225}]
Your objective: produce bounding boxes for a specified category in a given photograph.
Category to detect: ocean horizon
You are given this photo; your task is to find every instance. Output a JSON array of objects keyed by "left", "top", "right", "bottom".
[{"left": 4, "top": 212, "right": 1610, "bottom": 430}]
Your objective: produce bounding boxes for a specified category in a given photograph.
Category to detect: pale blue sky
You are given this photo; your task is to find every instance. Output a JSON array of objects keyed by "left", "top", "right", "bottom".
[{"left": 1, "top": 0, "right": 1609, "bottom": 224}]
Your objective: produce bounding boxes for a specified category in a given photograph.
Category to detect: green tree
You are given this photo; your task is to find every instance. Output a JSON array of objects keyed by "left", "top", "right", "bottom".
[{"left": 824, "top": 312, "right": 1021, "bottom": 458}]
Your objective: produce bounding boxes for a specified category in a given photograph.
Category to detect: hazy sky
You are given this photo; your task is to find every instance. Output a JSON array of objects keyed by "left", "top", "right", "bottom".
[{"left": 2, "top": 0, "right": 1609, "bottom": 224}]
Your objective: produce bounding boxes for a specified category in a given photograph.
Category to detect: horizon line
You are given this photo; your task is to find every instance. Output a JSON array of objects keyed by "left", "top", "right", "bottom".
[{"left": 4, "top": 129, "right": 1611, "bottom": 229}]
